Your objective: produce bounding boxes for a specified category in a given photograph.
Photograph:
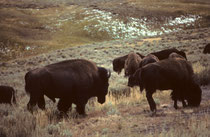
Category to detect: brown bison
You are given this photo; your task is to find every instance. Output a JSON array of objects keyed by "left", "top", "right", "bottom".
[
  {"left": 124, "top": 52, "right": 142, "bottom": 77},
  {"left": 112, "top": 53, "right": 145, "bottom": 74},
  {"left": 203, "top": 43, "right": 210, "bottom": 54},
  {"left": 139, "top": 54, "right": 159, "bottom": 68},
  {"left": 128, "top": 58, "right": 201, "bottom": 113},
  {"left": 112, "top": 48, "right": 186, "bottom": 74},
  {"left": 150, "top": 48, "right": 187, "bottom": 60},
  {"left": 25, "top": 59, "right": 111, "bottom": 115},
  {"left": 0, "top": 86, "right": 16, "bottom": 104}
]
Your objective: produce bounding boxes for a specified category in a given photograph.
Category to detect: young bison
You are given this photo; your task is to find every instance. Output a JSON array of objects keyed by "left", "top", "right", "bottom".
[
  {"left": 112, "top": 53, "right": 145, "bottom": 74},
  {"left": 0, "top": 86, "right": 16, "bottom": 104},
  {"left": 128, "top": 58, "right": 201, "bottom": 113},
  {"left": 124, "top": 52, "right": 142, "bottom": 77}
]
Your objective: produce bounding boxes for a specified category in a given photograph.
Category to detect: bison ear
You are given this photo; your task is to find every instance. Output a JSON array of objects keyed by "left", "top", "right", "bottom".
[{"left": 98, "top": 67, "right": 111, "bottom": 79}]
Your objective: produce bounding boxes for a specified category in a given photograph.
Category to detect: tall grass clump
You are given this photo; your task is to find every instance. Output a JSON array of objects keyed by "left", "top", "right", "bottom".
[
  {"left": 193, "top": 62, "right": 210, "bottom": 86},
  {"left": 0, "top": 105, "right": 36, "bottom": 137},
  {"left": 156, "top": 113, "right": 210, "bottom": 137}
]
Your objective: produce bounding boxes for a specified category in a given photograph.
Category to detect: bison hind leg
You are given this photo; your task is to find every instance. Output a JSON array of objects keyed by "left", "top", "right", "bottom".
[
  {"left": 146, "top": 91, "right": 157, "bottom": 112},
  {"left": 27, "top": 97, "right": 38, "bottom": 112},
  {"left": 38, "top": 96, "right": 45, "bottom": 110},
  {"left": 76, "top": 104, "right": 86, "bottom": 116}
]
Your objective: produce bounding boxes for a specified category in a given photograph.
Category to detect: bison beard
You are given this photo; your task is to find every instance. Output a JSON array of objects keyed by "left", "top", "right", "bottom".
[
  {"left": 25, "top": 59, "right": 111, "bottom": 115},
  {"left": 128, "top": 58, "right": 201, "bottom": 112},
  {"left": 0, "top": 86, "right": 16, "bottom": 104}
]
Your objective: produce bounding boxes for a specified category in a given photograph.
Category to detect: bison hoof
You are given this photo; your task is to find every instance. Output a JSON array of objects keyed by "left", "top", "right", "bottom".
[
  {"left": 150, "top": 110, "right": 157, "bottom": 117},
  {"left": 174, "top": 106, "right": 178, "bottom": 109}
]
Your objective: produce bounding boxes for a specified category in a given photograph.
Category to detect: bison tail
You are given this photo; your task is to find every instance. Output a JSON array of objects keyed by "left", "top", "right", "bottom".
[
  {"left": 12, "top": 89, "right": 17, "bottom": 104},
  {"left": 24, "top": 72, "right": 31, "bottom": 95}
]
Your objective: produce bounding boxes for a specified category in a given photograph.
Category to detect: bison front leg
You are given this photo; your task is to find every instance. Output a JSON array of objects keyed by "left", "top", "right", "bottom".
[
  {"left": 38, "top": 95, "right": 45, "bottom": 110},
  {"left": 146, "top": 91, "right": 156, "bottom": 113},
  {"left": 173, "top": 99, "right": 178, "bottom": 109},
  {"left": 182, "top": 99, "right": 187, "bottom": 108},
  {"left": 76, "top": 104, "right": 86, "bottom": 115}
]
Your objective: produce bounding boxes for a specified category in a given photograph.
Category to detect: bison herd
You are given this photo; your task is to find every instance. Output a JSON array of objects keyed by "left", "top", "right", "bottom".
[{"left": 1, "top": 44, "right": 210, "bottom": 116}]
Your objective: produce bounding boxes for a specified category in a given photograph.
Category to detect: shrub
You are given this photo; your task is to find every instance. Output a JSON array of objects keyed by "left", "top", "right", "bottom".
[
  {"left": 0, "top": 106, "right": 36, "bottom": 137},
  {"left": 194, "top": 66, "right": 210, "bottom": 86}
]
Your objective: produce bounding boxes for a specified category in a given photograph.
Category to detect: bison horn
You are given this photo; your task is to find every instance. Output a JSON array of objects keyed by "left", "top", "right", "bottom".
[{"left": 107, "top": 69, "right": 111, "bottom": 78}]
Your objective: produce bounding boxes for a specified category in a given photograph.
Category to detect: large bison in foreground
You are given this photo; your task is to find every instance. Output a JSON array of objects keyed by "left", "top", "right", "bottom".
[
  {"left": 128, "top": 58, "right": 201, "bottom": 113},
  {"left": 0, "top": 86, "right": 16, "bottom": 104},
  {"left": 25, "top": 59, "right": 111, "bottom": 115}
]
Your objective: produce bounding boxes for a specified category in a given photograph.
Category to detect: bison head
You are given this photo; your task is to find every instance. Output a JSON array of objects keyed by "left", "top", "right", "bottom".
[
  {"left": 97, "top": 67, "right": 111, "bottom": 104},
  {"left": 187, "top": 81, "right": 202, "bottom": 107},
  {"left": 113, "top": 59, "right": 124, "bottom": 74},
  {"left": 113, "top": 55, "right": 128, "bottom": 74}
]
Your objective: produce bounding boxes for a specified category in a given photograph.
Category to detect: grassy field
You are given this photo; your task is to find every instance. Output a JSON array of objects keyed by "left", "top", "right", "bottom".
[
  {"left": 0, "top": 0, "right": 210, "bottom": 137},
  {"left": 0, "top": 30, "right": 210, "bottom": 136}
]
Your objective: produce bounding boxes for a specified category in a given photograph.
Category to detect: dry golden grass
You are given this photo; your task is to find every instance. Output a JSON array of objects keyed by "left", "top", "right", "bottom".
[{"left": 1, "top": 87, "right": 209, "bottom": 137}]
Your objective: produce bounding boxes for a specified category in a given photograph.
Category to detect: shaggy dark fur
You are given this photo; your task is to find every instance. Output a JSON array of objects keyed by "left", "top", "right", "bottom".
[
  {"left": 150, "top": 48, "right": 187, "bottom": 60},
  {"left": 169, "top": 52, "right": 186, "bottom": 60},
  {"left": 128, "top": 58, "right": 201, "bottom": 112},
  {"left": 0, "top": 86, "right": 16, "bottom": 104},
  {"left": 112, "top": 52, "right": 145, "bottom": 74},
  {"left": 25, "top": 59, "right": 111, "bottom": 115},
  {"left": 203, "top": 43, "right": 210, "bottom": 54},
  {"left": 139, "top": 54, "right": 159, "bottom": 68},
  {"left": 124, "top": 52, "right": 142, "bottom": 77}
]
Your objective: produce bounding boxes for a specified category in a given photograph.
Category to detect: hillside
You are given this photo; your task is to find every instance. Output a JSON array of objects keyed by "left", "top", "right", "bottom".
[{"left": 0, "top": 0, "right": 210, "bottom": 137}]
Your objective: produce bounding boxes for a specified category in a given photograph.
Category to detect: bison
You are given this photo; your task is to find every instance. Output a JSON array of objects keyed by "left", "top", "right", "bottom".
[
  {"left": 124, "top": 52, "right": 142, "bottom": 77},
  {"left": 113, "top": 48, "right": 186, "bottom": 75},
  {"left": 150, "top": 48, "right": 187, "bottom": 60},
  {"left": 203, "top": 43, "right": 210, "bottom": 54},
  {"left": 0, "top": 86, "right": 16, "bottom": 104},
  {"left": 128, "top": 58, "right": 201, "bottom": 113},
  {"left": 25, "top": 59, "right": 111, "bottom": 115},
  {"left": 139, "top": 54, "right": 159, "bottom": 68},
  {"left": 112, "top": 52, "right": 145, "bottom": 74}
]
